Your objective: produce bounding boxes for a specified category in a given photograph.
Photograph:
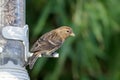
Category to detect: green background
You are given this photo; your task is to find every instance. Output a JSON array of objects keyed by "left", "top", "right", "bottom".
[{"left": 26, "top": 0, "right": 120, "bottom": 80}]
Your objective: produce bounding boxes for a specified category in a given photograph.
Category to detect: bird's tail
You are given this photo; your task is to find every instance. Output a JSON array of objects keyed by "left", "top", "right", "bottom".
[{"left": 23, "top": 52, "right": 40, "bottom": 69}]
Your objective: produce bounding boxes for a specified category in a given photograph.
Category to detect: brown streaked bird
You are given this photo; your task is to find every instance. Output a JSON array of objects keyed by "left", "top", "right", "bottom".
[{"left": 24, "top": 26, "right": 75, "bottom": 69}]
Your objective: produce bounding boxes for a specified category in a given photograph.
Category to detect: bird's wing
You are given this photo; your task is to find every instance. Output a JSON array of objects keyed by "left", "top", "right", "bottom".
[{"left": 30, "top": 30, "right": 63, "bottom": 53}]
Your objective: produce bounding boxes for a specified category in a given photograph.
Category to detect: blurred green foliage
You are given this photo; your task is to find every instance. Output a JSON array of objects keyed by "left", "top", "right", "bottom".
[{"left": 26, "top": 0, "right": 120, "bottom": 80}]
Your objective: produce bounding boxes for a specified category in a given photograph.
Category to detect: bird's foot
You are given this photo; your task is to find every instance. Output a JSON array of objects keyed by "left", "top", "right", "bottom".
[{"left": 41, "top": 52, "right": 59, "bottom": 57}]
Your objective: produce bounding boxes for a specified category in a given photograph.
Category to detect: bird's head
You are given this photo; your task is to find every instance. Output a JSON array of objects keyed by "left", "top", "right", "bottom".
[{"left": 56, "top": 26, "right": 75, "bottom": 39}]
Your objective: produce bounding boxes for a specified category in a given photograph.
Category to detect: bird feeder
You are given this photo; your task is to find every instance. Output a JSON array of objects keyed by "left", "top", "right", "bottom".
[
  {"left": 0, "top": 0, "right": 60, "bottom": 79},
  {"left": 0, "top": 0, "right": 30, "bottom": 80}
]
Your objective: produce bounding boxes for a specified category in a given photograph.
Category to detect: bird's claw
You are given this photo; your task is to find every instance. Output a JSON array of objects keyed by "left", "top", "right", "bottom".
[{"left": 40, "top": 52, "right": 59, "bottom": 57}]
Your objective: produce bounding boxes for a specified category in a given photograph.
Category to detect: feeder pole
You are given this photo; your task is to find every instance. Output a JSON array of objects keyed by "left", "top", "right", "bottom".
[{"left": 0, "top": 0, "right": 30, "bottom": 80}]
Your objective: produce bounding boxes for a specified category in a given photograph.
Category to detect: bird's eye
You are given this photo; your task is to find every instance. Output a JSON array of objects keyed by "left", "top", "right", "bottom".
[{"left": 66, "top": 30, "right": 70, "bottom": 32}]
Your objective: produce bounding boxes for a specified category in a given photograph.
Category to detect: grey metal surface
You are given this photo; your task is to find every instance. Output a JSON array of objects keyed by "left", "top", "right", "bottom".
[{"left": 0, "top": 0, "right": 25, "bottom": 66}]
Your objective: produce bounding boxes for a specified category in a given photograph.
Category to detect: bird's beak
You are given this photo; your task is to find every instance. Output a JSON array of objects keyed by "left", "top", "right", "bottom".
[{"left": 70, "top": 32, "right": 75, "bottom": 36}]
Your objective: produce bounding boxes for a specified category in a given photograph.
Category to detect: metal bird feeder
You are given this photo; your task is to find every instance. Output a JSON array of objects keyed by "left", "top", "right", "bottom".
[
  {"left": 0, "top": 0, "right": 30, "bottom": 80},
  {"left": 0, "top": 0, "right": 60, "bottom": 79}
]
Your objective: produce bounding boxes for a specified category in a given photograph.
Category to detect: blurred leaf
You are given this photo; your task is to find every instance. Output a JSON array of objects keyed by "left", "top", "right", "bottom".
[{"left": 32, "top": 1, "right": 52, "bottom": 38}]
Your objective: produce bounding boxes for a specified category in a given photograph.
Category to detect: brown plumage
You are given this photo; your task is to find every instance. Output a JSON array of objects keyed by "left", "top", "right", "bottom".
[{"left": 24, "top": 26, "right": 75, "bottom": 69}]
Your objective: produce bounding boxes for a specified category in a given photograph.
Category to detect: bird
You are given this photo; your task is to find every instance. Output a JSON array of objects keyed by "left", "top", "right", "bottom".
[{"left": 24, "top": 26, "right": 75, "bottom": 69}]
